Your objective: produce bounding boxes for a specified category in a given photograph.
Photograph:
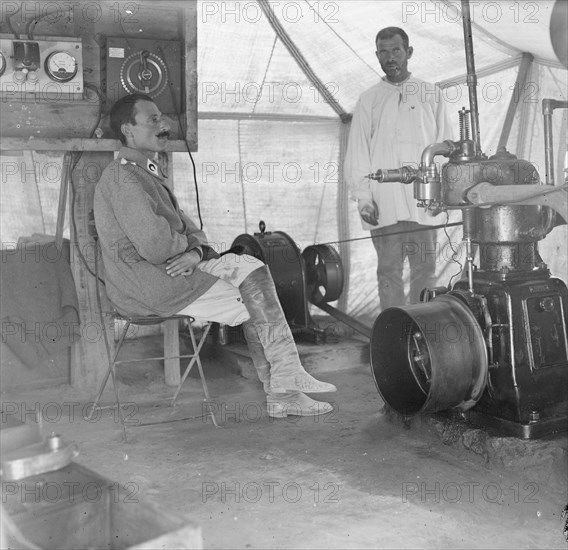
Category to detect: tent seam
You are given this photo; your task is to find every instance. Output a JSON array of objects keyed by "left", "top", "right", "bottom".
[
  {"left": 257, "top": 0, "right": 347, "bottom": 118},
  {"left": 251, "top": 34, "right": 278, "bottom": 115}
]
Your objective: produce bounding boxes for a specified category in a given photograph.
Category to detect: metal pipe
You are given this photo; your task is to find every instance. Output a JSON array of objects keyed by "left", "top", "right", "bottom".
[
  {"left": 544, "top": 100, "right": 555, "bottom": 186},
  {"left": 421, "top": 141, "right": 455, "bottom": 168},
  {"left": 543, "top": 99, "right": 568, "bottom": 185},
  {"left": 461, "top": 0, "right": 481, "bottom": 156},
  {"left": 461, "top": 209, "right": 476, "bottom": 294},
  {"left": 465, "top": 240, "right": 475, "bottom": 294}
]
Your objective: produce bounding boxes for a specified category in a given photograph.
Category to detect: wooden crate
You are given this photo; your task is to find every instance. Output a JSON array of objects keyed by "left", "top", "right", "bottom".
[{"left": 2, "top": 462, "right": 202, "bottom": 549}]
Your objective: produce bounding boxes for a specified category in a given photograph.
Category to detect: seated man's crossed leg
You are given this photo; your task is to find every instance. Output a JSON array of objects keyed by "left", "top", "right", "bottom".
[{"left": 175, "top": 253, "right": 335, "bottom": 418}]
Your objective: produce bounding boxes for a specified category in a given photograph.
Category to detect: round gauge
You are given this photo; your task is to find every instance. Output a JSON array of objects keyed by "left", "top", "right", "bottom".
[
  {"left": 45, "top": 51, "right": 78, "bottom": 82},
  {"left": 0, "top": 51, "right": 6, "bottom": 77},
  {"left": 120, "top": 51, "right": 168, "bottom": 98}
]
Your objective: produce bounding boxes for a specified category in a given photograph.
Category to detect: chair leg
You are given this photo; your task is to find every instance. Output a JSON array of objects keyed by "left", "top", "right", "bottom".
[
  {"left": 88, "top": 320, "right": 129, "bottom": 440},
  {"left": 192, "top": 323, "right": 213, "bottom": 398},
  {"left": 109, "top": 355, "right": 127, "bottom": 442},
  {"left": 172, "top": 322, "right": 219, "bottom": 427},
  {"left": 192, "top": 323, "right": 219, "bottom": 427}
]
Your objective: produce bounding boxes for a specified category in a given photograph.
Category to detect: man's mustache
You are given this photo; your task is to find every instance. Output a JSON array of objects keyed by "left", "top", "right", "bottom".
[{"left": 156, "top": 130, "right": 170, "bottom": 138}]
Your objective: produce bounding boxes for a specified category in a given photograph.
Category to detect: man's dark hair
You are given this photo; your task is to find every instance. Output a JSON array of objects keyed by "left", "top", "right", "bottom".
[
  {"left": 375, "top": 27, "right": 410, "bottom": 50},
  {"left": 110, "top": 93, "right": 155, "bottom": 143}
]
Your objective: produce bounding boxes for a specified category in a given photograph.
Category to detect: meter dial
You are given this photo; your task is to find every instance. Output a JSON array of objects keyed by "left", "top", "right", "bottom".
[
  {"left": 120, "top": 50, "right": 168, "bottom": 97},
  {"left": 45, "top": 51, "right": 78, "bottom": 82},
  {"left": 0, "top": 50, "right": 6, "bottom": 77}
]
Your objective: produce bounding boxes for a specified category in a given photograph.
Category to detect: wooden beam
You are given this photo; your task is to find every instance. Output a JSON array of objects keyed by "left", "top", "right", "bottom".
[
  {"left": 183, "top": 2, "right": 198, "bottom": 151},
  {"left": 69, "top": 151, "right": 115, "bottom": 392},
  {"left": 0, "top": 138, "right": 194, "bottom": 152},
  {"left": 55, "top": 156, "right": 70, "bottom": 249}
]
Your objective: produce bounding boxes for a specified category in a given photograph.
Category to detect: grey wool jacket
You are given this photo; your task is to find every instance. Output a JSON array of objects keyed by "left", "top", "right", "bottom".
[{"left": 93, "top": 147, "right": 220, "bottom": 316}]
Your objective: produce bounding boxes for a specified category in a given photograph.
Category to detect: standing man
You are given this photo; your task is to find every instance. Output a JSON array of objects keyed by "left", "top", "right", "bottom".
[
  {"left": 344, "top": 27, "right": 454, "bottom": 310},
  {"left": 94, "top": 93, "right": 336, "bottom": 419}
]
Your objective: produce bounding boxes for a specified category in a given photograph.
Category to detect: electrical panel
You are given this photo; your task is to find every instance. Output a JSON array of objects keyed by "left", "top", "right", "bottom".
[
  {"left": 101, "top": 37, "right": 184, "bottom": 116},
  {"left": 0, "top": 35, "right": 83, "bottom": 99}
]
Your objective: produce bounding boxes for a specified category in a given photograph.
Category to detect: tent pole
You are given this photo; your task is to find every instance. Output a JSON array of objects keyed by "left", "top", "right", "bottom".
[
  {"left": 497, "top": 53, "right": 534, "bottom": 152},
  {"left": 337, "top": 118, "right": 352, "bottom": 313}
]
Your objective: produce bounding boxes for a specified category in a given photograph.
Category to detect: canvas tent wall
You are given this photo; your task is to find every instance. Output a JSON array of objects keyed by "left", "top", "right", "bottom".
[{"left": 1, "top": 0, "right": 566, "bottom": 327}]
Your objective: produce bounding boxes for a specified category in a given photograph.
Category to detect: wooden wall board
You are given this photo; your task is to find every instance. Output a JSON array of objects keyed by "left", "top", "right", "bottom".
[
  {"left": 184, "top": 6, "right": 198, "bottom": 151},
  {"left": 1, "top": 100, "right": 102, "bottom": 138}
]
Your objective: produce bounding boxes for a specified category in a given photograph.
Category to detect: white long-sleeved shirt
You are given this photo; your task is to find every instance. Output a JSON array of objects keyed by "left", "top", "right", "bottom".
[{"left": 344, "top": 75, "right": 455, "bottom": 229}]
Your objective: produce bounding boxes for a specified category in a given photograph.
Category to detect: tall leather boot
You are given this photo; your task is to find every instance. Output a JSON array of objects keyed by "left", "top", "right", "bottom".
[
  {"left": 239, "top": 266, "right": 337, "bottom": 394},
  {"left": 242, "top": 320, "right": 334, "bottom": 418}
]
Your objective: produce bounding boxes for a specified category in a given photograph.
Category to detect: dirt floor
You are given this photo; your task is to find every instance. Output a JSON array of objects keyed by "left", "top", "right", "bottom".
[{"left": 2, "top": 331, "right": 568, "bottom": 550}]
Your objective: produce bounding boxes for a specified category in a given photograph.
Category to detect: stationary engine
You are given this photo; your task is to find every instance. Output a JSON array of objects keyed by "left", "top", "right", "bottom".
[
  {"left": 368, "top": 2, "right": 568, "bottom": 439},
  {"left": 369, "top": 134, "right": 568, "bottom": 438},
  {"left": 231, "top": 221, "right": 345, "bottom": 343}
]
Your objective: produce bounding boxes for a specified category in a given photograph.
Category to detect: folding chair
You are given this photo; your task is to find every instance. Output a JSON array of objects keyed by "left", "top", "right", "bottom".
[{"left": 89, "top": 312, "right": 218, "bottom": 440}]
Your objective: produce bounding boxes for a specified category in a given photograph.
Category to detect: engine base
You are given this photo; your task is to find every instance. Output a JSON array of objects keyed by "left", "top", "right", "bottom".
[
  {"left": 452, "top": 272, "right": 568, "bottom": 438},
  {"left": 464, "top": 407, "right": 568, "bottom": 439}
]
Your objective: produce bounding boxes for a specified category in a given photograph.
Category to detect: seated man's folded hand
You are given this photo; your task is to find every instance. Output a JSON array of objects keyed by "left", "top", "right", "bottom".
[{"left": 166, "top": 249, "right": 202, "bottom": 277}]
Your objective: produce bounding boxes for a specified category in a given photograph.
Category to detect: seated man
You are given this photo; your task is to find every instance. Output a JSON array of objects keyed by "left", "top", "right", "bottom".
[{"left": 93, "top": 93, "right": 336, "bottom": 418}]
